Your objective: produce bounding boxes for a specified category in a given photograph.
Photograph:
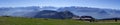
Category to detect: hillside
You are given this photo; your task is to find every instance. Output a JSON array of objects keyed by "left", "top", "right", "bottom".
[
  {"left": 0, "top": 6, "right": 120, "bottom": 19},
  {"left": 34, "top": 10, "right": 75, "bottom": 19},
  {"left": 0, "top": 17, "right": 120, "bottom": 25}
]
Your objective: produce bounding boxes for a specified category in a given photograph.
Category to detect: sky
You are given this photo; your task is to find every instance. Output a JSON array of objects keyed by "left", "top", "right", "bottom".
[{"left": 0, "top": 0, "right": 120, "bottom": 9}]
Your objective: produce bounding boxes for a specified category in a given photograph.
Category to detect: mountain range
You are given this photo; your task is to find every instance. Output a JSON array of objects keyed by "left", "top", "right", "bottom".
[
  {"left": 34, "top": 10, "right": 75, "bottom": 19},
  {"left": 0, "top": 6, "right": 120, "bottom": 19}
]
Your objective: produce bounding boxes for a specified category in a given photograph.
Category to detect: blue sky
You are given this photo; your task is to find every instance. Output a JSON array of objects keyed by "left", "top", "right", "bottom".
[{"left": 0, "top": 0, "right": 120, "bottom": 9}]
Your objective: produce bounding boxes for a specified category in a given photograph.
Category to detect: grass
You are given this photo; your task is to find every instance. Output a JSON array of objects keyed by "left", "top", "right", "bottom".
[{"left": 0, "top": 17, "right": 120, "bottom": 25}]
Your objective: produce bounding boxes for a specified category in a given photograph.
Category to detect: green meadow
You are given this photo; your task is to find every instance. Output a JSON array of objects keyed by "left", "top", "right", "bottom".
[{"left": 0, "top": 17, "right": 120, "bottom": 25}]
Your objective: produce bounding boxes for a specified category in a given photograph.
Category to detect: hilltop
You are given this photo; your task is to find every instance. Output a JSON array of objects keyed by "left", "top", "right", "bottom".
[{"left": 0, "top": 6, "right": 120, "bottom": 19}]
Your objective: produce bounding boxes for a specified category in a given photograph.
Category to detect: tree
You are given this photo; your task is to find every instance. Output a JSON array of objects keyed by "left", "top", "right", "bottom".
[
  {"left": 2, "top": 15, "right": 11, "bottom": 17},
  {"left": 114, "top": 18, "right": 118, "bottom": 22}
]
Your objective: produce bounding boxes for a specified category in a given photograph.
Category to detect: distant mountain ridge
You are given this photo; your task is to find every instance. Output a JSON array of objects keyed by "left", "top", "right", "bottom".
[
  {"left": 58, "top": 7, "right": 120, "bottom": 19},
  {"left": 34, "top": 10, "right": 75, "bottom": 19},
  {"left": 0, "top": 6, "right": 120, "bottom": 19}
]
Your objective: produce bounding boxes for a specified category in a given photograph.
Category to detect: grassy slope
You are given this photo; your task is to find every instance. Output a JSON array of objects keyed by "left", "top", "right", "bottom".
[{"left": 0, "top": 17, "right": 120, "bottom": 25}]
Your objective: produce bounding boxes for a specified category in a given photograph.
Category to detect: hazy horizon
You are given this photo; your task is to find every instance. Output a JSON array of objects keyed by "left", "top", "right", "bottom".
[{"left": 0, "top": 0, "right": 120, "bottom": 9}]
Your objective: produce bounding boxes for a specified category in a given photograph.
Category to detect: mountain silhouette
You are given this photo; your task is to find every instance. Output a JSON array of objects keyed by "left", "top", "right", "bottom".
[
  {"left": 34, "top": 10, "right": 75, "bottom": 19},
  {"left": 0, "top": 6, "right": 120, "bottom": 19}
]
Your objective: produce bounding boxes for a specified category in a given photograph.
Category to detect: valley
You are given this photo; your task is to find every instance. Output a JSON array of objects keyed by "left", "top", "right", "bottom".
[{"left": 0, "top": 17, "right": 120, "bottom": 25}]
